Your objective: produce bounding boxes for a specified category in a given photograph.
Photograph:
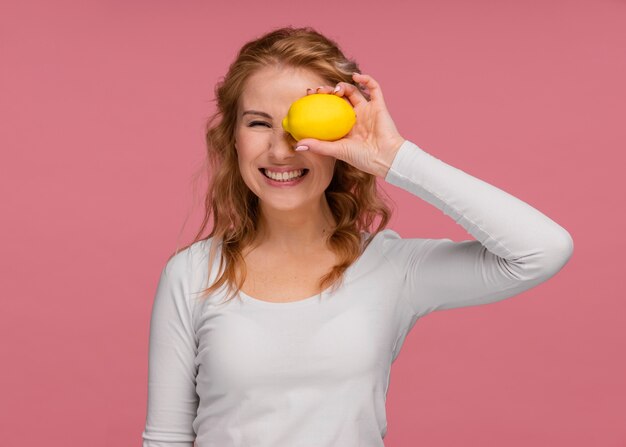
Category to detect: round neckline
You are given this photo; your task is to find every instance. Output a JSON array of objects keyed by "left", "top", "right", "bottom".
[
  {"left": 238, "top": 287, "right": 330, "bottom": 308},
  {"left": 237, "top": 231, "right": 373, "bottom": 308}
]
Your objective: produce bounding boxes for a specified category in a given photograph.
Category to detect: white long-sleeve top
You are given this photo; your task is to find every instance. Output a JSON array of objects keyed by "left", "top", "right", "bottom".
[{"left": 141, "top": 139, "right": 574, "bottom": 446}]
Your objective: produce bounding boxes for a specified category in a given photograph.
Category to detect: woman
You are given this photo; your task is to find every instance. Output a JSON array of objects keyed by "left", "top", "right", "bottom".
[{"left": 142, "top": 26, "right": 573, "bottom": 447}]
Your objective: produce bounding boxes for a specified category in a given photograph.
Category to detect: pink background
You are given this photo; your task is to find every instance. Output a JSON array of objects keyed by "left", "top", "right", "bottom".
[{"left": 1, "top": 0, "right": 624, "bottom": 445}]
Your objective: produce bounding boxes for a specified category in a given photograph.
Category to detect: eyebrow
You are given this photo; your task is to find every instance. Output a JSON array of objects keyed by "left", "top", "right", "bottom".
[{"left": 242, "top": 110, "right": 273, "bottom": 119}]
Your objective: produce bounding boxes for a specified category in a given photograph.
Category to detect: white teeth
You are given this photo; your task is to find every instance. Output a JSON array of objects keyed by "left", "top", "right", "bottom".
[{"left": 263, "top": 169, "right": 305, "bottom": 181}]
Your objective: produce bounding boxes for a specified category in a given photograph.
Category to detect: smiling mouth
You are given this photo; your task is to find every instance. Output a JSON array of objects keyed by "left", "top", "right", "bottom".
[{"left": 259, "top": 168, "right": 309, "bottom": 181}]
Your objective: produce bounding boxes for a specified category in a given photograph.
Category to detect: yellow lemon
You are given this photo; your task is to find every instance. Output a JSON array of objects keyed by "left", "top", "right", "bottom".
[{"left": 282, "top": 93, "right": 356, "bottom": 141}]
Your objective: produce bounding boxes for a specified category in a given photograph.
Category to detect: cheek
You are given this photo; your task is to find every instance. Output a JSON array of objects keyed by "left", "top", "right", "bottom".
[
  {"left": 234, "top": 153, "right": 255, "bottom": 186},
  {"left": 314, "top": 162, "right": 336, "bottom": 189},
  {"left": 239, "top": 164, "right": 256, "bottom": 186},
  {"left": 234, "top": 144, "right": 255, "bottom": 175},
  {"left": 326, "top": 161, "right": 337, "bottom": 180}
]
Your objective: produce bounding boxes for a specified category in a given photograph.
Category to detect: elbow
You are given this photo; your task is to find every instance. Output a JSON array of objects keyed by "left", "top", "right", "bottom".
[
  {"left": 561, "top": 229, "right": 574, "bottom": 261},
  {"left": 536, "top": 228, "right": 575, "bottom": 279},
  {"left": 551, "top": 228, "right": 574, "bottom": 268},
  {"left": 508, "top": 228, "right": 574, "bottom": 282}
]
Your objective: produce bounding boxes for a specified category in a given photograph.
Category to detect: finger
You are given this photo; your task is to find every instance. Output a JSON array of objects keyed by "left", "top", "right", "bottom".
[
  {"left": 306, "top": 85, "right": 334, "bottom": 95},
  {"left": 352, "top": 72, "right": 384, "bottom": 103},
  {"left": 332, "top": 81, "right": 368, "bottom": 108},
  {"left": 295, "top": 137, "right": 342, "bottom": 159}
]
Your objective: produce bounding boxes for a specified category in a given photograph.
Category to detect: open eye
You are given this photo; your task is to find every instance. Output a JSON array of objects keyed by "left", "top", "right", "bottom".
[{"left": 249, "top": 121, "right": 271, "bottom": 128}]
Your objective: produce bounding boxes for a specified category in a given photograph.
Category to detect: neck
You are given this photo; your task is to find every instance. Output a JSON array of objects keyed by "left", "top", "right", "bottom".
[{"left": 255, "top": 196, "right": 336, "bottom": 254}]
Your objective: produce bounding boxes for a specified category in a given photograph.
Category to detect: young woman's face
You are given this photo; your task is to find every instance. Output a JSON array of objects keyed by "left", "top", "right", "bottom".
[{"left": 234, "top": 66, "right": 337, "bottom": 213}]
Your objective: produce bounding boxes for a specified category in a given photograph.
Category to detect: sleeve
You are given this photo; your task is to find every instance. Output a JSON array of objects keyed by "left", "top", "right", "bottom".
[
  {"left": 142, "top": 252, "right": 199, "bottom": 447},
  {"left": 383, "top": 139, "right": 574, "bottom": 317}
]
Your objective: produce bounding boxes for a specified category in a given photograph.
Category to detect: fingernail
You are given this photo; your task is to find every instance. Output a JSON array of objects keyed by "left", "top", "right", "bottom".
[
  {"left": 295, "top": 145, "right": 309, "bottom": 151},
  {"left": 333, "top": 85, "right": 340, "bottom": 93}
]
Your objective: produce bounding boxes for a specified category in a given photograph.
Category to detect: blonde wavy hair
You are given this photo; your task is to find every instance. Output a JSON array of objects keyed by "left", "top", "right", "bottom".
[{"left": 173, "top": 25, "right": 395, "bottom": 304}]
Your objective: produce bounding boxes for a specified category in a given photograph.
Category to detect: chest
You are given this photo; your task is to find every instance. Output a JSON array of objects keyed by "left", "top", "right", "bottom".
[
  {"left": 196, "top": 282, "right": 399, "bottom": 393},
  {"left": 193, "top": 244, "right": 407, "bottom": 401},
  {"left": 240, "top": 246, "right": 339, "bottom": 302}
]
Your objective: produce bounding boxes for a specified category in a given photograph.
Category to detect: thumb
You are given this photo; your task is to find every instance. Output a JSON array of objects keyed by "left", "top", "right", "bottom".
[{"left": 295, "top": 138, "right": 341, "bottom": 158}]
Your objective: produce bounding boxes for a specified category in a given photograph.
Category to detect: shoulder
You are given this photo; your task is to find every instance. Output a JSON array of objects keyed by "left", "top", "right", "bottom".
[
  {"left": 371, "top": 228, "right": 431, "bottom": 249},
  {"left": 371, "top": 228, "right": 439, "bottom": 265},
  {"left": 162, "top": 238, "right": 216, "bottom": 279},
  {"left": 157, "top": 238, "right": 221, "bottom": 313}
]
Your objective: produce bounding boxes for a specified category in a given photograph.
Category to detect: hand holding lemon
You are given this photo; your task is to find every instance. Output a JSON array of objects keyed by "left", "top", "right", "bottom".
[{"left": 285, "top": 72, "right": 406, "bottom": 179}]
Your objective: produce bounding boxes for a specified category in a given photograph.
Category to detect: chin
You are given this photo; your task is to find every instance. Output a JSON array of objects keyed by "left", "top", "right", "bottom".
[
  {"left": 262, "top": 199, "right": 306, "bottom": 211},
  {"left": 259, "top": 194, "right": 319, "bottom": 211}
]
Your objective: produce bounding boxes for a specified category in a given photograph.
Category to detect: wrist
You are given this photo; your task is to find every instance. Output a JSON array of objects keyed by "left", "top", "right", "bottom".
[{"left": 376, "top": 136, "right": 406, "bottom": 178}]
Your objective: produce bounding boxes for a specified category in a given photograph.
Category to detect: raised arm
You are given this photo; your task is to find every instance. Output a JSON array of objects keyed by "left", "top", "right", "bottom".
[
  {"left": 382, "top": 139, "right": 574, "bottom": 317},
  {"left": 142, "top": 252, "right": 199, "bottom": 446},
  {"left": 291, "top": 73, "right": 573, "bottom": 317}
]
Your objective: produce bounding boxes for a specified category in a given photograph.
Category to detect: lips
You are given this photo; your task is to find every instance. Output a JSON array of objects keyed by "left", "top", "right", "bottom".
[
  {"left": 259, "top": 167, "right": 307, "bottom": 173},
  {"left": 257, "top": 165, "right": 313, "bottom": 188},
  {"left": 260, "top": 168, "right": 309, "bottom": 180}
]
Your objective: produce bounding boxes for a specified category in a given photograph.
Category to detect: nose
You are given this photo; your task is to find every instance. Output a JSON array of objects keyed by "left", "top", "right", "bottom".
[{"left": 267, "top": 129, "right": 298, "bottom": 160}]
